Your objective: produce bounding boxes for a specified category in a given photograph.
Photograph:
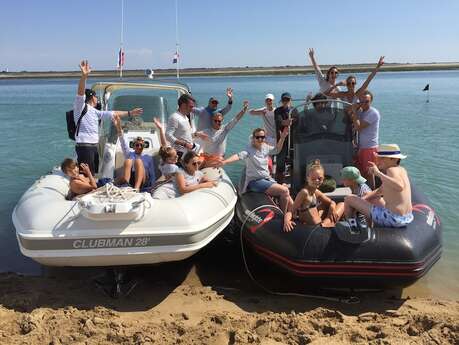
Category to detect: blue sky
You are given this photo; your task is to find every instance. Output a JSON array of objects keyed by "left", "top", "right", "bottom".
[{"left": 1, "top": 0, "right": 459, "bottom": 71}]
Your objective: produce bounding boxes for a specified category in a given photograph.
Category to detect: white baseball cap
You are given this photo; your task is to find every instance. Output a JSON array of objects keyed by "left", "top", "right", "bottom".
[{"left": 265, "top": 93, "right": 275, "bottom": 101}]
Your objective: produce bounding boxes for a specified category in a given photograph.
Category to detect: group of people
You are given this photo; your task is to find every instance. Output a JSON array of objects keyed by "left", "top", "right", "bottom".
[{"left": 61, "top": 53, "right": 413, "bottom": 230}]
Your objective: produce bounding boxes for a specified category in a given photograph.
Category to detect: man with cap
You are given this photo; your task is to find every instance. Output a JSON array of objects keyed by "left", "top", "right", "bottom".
[
  {"left": 249, "top": 93, "right": 276, "bottom": 145},
  {"left": 74, "top": 60, "right": 143, "bottom": 174},
  {"left": 274, "top": 92, "right": 298, "bottom": 183},
  {"left": 194, "top": 88, "right": 233, "bottom": 131},
  {"left": 343, "top": 144, "right": 413, "bottom": 228}
]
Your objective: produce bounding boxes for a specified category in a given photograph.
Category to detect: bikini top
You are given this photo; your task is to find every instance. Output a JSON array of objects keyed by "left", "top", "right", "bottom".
[{"left": 297, "top": 192, "right": 319, "bottom": 213}]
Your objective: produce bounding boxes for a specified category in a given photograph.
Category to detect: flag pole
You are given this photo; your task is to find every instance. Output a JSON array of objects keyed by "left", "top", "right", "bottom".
[
  {"left": 175, "top": 0, "right": 180, "bottom": 79},
  {"left": 120, "top": 0, "right": 124, "bottom": 79}
]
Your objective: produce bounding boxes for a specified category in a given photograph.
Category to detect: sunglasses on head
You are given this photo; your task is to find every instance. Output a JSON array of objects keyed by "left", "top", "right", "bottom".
[{"left": 255, "top": 135, "right": 265, "bottom": 140}]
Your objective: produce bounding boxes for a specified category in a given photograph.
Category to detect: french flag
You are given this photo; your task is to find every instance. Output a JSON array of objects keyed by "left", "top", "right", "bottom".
[
  {"left": 117, "top": 48, "right": 125, "bottom": 69},
  {"left": 172, "top": 52, "right": 179, "bottom": 64}
]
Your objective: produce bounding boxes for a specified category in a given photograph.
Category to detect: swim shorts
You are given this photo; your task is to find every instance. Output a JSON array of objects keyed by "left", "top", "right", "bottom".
[{"left": 371, "top": 206, "right": 414, "bottom": 228}]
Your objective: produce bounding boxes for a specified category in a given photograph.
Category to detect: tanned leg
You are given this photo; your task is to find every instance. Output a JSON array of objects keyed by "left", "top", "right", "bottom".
[{"left": 133, "top": 159, "right": 146, "bottom": 191}]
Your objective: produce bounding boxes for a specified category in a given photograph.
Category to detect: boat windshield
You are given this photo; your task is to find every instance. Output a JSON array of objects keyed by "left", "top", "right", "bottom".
[
  {"left": 99, "top": 85, "right": 185, "bottom": 144},
  {"left": 292, "top": 99, "right": 353, "bottom": 142}
]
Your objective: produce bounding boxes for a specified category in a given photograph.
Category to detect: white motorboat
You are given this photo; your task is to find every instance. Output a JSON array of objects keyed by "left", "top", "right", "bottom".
[{"left": 12, "top": 81, "right": 237, "bottom": 267}]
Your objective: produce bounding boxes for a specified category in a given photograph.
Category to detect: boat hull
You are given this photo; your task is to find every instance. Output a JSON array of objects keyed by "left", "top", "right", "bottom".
[{"left": 235, "top": 185, "right": 442, "bottom": 288}]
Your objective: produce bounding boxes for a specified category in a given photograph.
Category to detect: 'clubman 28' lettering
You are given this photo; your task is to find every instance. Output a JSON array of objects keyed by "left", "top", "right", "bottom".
[{"left": 72, "top": 237, "right": 149, "bottom": 249}]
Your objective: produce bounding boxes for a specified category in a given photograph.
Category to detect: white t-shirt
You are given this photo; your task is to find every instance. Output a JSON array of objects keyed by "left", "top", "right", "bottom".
[
  {"left": 151, "top": 168, "right": 203, "bottom": 200},
  {"left": 314, "top": 71, "right": 343, "bottom": 94},
  {"left": 251, "top": 106, "right": 276, "bottom": 141}
]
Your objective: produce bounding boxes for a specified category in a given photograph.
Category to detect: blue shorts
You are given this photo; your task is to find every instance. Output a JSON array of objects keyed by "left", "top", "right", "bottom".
[
  {"left": 371, "top": 206, "right": 414, "bottom": 228},
  {"left": 247, "top": 178, "right": 275, "bottom": 193}
]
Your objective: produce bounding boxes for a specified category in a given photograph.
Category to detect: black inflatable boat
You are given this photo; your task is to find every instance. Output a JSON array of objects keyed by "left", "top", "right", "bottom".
[{"left": 235, "top": 100, "right": 442, "bottom": 288}]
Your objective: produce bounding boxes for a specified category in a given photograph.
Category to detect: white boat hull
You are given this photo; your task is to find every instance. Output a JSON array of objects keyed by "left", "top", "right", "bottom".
[{"left": 13, "top": 169, "right": 236, "bottom": 267}]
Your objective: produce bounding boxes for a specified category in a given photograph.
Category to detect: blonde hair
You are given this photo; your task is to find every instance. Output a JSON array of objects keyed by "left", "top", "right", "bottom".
[
  {"left": 159, "top": 146, "right": 176, "bottom": 162},
  {"left": 306, "top": 159, "right": 324, "bottom": 176}
]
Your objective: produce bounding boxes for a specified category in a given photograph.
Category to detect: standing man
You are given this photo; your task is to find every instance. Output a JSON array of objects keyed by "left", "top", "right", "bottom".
[
  {"left": 74, "top": 60, "right": 143, "bottom": 174},
  {"left": 350, "top": 90, "right": 380, "bottom": 188},
  {"left": 166, "top": 94, "right": 208, "bottom": 160},
  {"left": 249, "top": 93, "right": 276, "bottom": 145},
  {"left": 201, "top": 100, "right": 249, "bottom": 167},
  {"left": 194, "top": 88, "right": 233, "bottom": 131},
  {"left": 274, "top": 92, "right": 297, "bottom": 184}
]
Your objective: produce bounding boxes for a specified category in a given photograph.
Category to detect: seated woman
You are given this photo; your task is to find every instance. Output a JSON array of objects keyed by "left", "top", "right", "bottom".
[
  {"left": 220, "top": 127, "right": 292, "bottom": 213},
  {"left": 284, "top": 159, "right": 344, "bottom": 232},
  {"left": 113, "top": 115, "right": 166, "bottom": 191},
  {"left": 152, "top": 151, "right": 217, "bottom": 200},
  {"left": 61, "top": 158, "right": 97, "bottom": 199}
]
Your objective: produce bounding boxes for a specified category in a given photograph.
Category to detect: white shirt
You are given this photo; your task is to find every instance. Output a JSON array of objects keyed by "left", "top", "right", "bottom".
[
  {"left": 73, "top": 95, "right": 114, "bottom": 144},
  {"left": 166, "top": 111, "right": 196, "bottom": 154},
  {"left": 251, "top": 106, "right": 276, "bottom": 141}
]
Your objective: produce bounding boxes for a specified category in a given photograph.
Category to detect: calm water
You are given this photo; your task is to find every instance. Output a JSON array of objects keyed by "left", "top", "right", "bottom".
[{"left": 0, "top": 71, "right": 458, "bottom": 298}]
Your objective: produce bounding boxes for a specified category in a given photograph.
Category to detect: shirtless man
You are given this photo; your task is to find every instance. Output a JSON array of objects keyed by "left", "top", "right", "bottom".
[
  {"left": 61, "top": 158, "right": 97, "bottom": 198},
  {"left": 343, "top": 144, "right": 414, "bottom": 228}
]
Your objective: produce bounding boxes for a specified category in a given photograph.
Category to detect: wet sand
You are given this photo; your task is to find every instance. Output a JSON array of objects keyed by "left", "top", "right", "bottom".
[
  {"left": 1, "top": 237, "right": 458, "bottom": 345},
  {"left": 1, "top": 62, "right": 459, "bottom": 79}
]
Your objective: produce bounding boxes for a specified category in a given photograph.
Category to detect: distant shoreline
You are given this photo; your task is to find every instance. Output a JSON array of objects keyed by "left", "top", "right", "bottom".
[{"left": 1, "top": 62, "right": 459, "bottom": 79}]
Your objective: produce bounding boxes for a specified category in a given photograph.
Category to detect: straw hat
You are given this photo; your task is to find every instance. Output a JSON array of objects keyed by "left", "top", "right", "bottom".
[{"left": 377, "top": 144, "right": 407, "bottom": 159}]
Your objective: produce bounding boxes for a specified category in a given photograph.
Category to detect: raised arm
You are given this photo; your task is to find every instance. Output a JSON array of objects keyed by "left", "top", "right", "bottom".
[
  {"left": 308, "top": 48, "right": 324, "bottom": 78},
  {"left": 249, "top": 107, "right": 266, "bottom": 116},
  {"left": 355, "top": 56, "right": 384, "bottom": 98},
  {"left": 113, "top": 115, "right": 130, "bottom": 159},
  {"left": 273, "top": 126, "right": 289, "bottom": 154},
  {"left": 369, "top": 163, "right": 406, "bottom": 192},
  {"left": 219, "top": 87, "right": 234, "bottom": 116},
  {"left": 153, "top": 118, "right": 167, "bottom": 146},
  {"left": 113, "top": 108, "right": 143, "bottom": 119},
  {"left": 77, "top": 60, "right": 90, "bottom": 96}
]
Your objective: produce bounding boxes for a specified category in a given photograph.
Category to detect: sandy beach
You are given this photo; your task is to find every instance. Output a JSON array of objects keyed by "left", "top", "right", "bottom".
[{"left": 1, "top": 238, "right": 458, "bottom": 345}]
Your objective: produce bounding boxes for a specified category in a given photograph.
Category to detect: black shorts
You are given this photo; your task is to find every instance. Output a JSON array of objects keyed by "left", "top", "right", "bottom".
[{"left": 75, "top": 144, "right": 99, "bottom": 175}]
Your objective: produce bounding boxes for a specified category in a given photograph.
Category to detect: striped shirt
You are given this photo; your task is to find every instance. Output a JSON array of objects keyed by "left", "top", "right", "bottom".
[
  {"left": 73, "top": 95, "right": 114, "bottom": 144},
  {"left": 356, "top": 183, "right": 372, "bottom": 197}
]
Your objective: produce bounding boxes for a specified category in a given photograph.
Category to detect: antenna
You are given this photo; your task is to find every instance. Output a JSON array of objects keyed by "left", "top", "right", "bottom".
[
  {"left": 175, "top": 0, "right": 180, "bottom": 79},
  {"left": 119, "top": 0, "right": 124, "bottom": 78}
]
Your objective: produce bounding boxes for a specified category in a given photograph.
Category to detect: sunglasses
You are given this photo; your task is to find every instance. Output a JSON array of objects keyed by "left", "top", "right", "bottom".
[
  {"left": 359, "top": 100, "right": 370, "bottom": 104},
  {"left": 347, "top": 81, "right": 356, "bottom": 85},
  {"left": 265, "top": 98, "right": 273, "bottom": 102},
  {"left": 210, "top": 100, "right": 218, "bottom": 105},
  {"left": 134, "top": 143, "right": 144, "bottom": 148},
  {"left": 281, "top": 98, "right": 290, "bottom": 102},
  {"left": 191, "top": 161, "right": 200, "bottom": 166},
  {"left": 329, "top": 71, "right": 339, "bottom": 75},
  {"left": 213, "top": 119, "right": 222, "bottom": 123},
  {"left": 255, "top": 136, "right": 265, "bottom": 140}
]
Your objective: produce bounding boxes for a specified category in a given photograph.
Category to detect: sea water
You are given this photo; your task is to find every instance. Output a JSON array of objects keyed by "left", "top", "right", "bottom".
[{"left": 0, "top": 71, "right": 457, "bottom": 298}]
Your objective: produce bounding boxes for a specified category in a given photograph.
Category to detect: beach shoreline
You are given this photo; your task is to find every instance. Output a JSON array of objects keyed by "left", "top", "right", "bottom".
[
  {"left": 1, "top": 62, "right": 459, "bottom": 79},
  {"left": 0, "top": 268, "right": 457, "bottom": 345}
]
